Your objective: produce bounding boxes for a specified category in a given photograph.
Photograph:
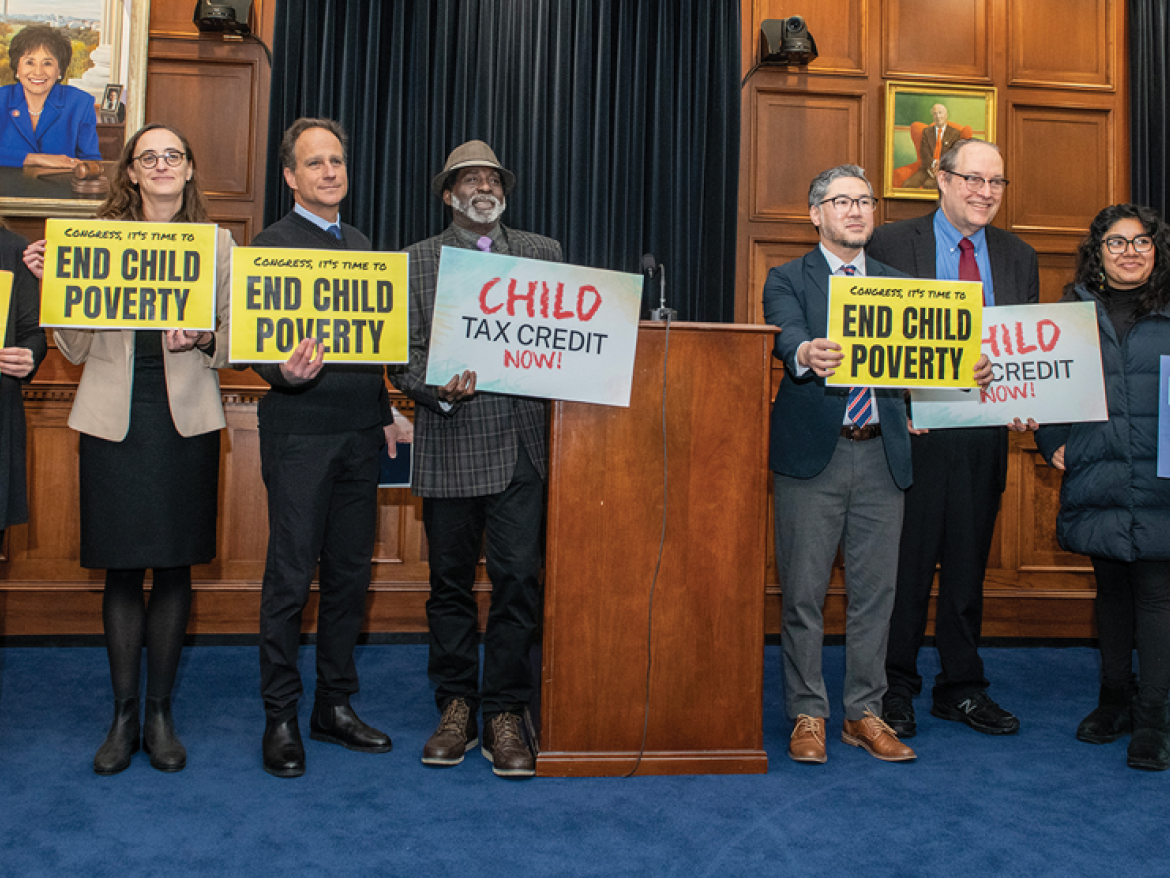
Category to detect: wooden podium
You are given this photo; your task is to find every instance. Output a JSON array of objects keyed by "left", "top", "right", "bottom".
[{"left": 536, "top": 321, "right": 775, "bottom": 776}]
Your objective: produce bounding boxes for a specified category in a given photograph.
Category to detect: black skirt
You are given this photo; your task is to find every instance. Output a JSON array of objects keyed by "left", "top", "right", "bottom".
[{"left": 79, "top": 332, "right": 219, "bottom": 570}]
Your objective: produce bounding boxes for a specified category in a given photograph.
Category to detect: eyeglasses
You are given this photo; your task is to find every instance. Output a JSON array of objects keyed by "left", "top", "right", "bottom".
[
  {"left": 818, "top": 195, "right": 878, "bottom": 213},
  {"left": 132, "top": 150, "right": 187, "bottom": 169},
  {"left": 1103, "top": 234, "right": 1155, "bottom": 255},
  {"left": 945, "top": 171, "right": 1010, "bottom": 194}
]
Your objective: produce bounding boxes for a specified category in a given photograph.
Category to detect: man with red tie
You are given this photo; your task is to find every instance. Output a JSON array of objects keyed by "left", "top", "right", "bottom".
[{"left": 868, "top": 139, "right": 1040, "bottom": 740}]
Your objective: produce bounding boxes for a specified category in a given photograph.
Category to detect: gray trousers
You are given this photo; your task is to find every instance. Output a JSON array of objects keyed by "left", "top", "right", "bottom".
[{"left": 773, "top": 435, "right": 904, "bottom": 721}]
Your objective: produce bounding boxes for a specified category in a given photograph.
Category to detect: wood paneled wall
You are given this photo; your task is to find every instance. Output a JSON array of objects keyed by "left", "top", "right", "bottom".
[
  {"left": 740, "top": 0, "right": 1129, "bottom": 636},
  {"left": 0, "top": 2, "right": 1130, "bottom": 637}
]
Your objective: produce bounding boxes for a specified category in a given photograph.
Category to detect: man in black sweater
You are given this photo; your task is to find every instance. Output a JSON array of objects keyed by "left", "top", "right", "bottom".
[{"left": 252, "top": 118, "right": 409, "bottom": 778}]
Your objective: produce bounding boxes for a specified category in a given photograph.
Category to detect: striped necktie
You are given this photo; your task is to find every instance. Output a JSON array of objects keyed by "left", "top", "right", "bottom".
[{"left": 839, "top": 264, "right": 872, "bottom": 427}]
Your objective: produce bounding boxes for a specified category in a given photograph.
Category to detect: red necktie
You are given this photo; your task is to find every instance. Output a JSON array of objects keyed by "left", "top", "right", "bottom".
[{"left": 958, "top": 237, "right": 988, "bottom": 305}]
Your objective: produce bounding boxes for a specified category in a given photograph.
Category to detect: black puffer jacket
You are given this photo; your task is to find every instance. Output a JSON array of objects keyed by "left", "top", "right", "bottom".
[{"left": 1035, "top": 283, "right": 1170, "bottom": 561}]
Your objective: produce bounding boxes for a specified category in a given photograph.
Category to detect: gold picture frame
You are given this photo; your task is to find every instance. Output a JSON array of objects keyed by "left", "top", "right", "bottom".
[
  {"left": 0, "top": 0, "right": 151, "bottom": 218},
  {"left": 884, "top": 82, "right": 997, "bottom": 201}
]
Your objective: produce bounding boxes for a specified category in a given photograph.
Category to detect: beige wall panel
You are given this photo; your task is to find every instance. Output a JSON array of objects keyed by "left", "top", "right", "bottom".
[
  {"left": 746, "top": 239, "right": 819, "bottom": 325},
  {"left": 750, "top": 90, "right": 865, "bottom": 221},
  {"left": 1019, "top": 448, "right": 1093, "bottom": 572},
  {"left": 145, "top": 61, "right": 258, "bottom": 198},
  {"left": 1009, "top": 106, "right": 1114, "bottom": 234},
  {"left": 1038, "top": 252, "right": 1078, "bottom": 304},
  {"left": 753, "top": 0, "right": 868, "bottom": 75},
  {"left": 883, "top": 0, "right": 990, "bottom": 82},
  {"left": 1009, "top": 0, "right": 1115, "bottom": 89}
]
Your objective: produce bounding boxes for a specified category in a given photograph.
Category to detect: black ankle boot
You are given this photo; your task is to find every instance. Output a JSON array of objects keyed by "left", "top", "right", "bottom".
[
  {"left": 1077, "top": 680, "right": 1135, "bottom": 744},
  {"left": 1127, "top": 699, "right": 1170, "bottom": 771},
  {"left": 143, "top": 696, "right": 187, "bottom": 772},
  {"left": 94, "top": 697, "right": 140, "bottom": 775}
]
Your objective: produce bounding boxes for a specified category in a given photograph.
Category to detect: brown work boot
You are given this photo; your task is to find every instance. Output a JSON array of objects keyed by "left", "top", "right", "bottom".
[
  {"left": 421, "top": 698, "right": 477, "bottom": 766},
  {"left": 842, "top": 709, "right": 917, "bottom": 762},
  {"left": 789, "top": 714, "right": 827, "bottom": 763},
  {"left": 481, "top": 712, "right": 535, "bottom": 777}
]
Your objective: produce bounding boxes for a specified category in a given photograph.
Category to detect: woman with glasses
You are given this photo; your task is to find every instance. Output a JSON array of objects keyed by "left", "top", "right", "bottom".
[
  {"left": 1035, "top": 203, "right": 1170, "bottom": 771},
  {"left": 25, "top": 124, "right": 231, "bottom": 775}
]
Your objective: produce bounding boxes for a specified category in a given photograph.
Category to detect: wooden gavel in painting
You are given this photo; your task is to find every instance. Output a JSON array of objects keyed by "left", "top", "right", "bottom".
[{"left": 23, "top": 160, "right": 111, "bottom": 194}]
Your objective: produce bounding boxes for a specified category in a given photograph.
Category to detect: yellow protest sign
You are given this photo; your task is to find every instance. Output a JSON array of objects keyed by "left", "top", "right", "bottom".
[
  {"left": 825, "top": 275, "right": 984, "bottom": 388},
  {"left": 40, "top": 219, "right": 218, "bottom": 329},
  {"left": 0, "top": 271, "right": 12, "bottom": 344},
  {"left": 229, "top": 247, "right": 409, "bottom": 364}
]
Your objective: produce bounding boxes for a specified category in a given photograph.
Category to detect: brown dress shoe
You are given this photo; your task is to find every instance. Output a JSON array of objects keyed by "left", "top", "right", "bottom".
[
  {"left": 789, "top": 714, "right": 827, "bottom": 763},
  {"left": 842, "top": 710, "right": 916, "bottom": 762},
  {"left": 482, "top": 712, "right": 535, "bottom": 777},
  {"left": 422, "top": 697, "right": 478, "bottom": 766}
]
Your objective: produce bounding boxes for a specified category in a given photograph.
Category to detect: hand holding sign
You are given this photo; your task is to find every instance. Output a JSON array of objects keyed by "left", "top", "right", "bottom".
[
  {"left": 438, "top": 370, "right": 477, "bottom": 403},
  {"left": 0, "top": 346, "right": 34, "bottom": 378},
  {"left": 974, "top": 353, "right": 993, "bottom": 388},
  {"left": 23, "top": 240, "right": 45, "bottom": 279},
  {"left": 279, "top": 337, "right": 326, "bottom": 385},
  {"left": 163, "top": 329, "right": 208, "bottom": 352},
  {"left": 799, "top": 338, "right": 844, "bottom": 378}
]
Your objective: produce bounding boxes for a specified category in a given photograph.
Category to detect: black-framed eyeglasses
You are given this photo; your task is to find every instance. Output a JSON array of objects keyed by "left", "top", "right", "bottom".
[
  {"left": 1103, "top": 234, "right": 1155, "bottom": 255},
  {"left": 945, "top": 171, "right": 1009, "bottom": 194},
  {"left": 132, "top": 150, "right": 187, "bottom": 169},
  {"left": 818, "top": 195, "right": 879, "bottom": 213}
]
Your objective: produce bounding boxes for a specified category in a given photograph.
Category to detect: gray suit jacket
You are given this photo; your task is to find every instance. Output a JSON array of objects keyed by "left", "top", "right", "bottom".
[{"left": 392, "top": 224, "right": 563, "bottom": 498}]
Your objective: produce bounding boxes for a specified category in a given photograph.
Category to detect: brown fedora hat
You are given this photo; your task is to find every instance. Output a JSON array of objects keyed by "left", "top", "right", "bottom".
[{"left": 431, "top": 140, "right": 516, "bottom": 197}]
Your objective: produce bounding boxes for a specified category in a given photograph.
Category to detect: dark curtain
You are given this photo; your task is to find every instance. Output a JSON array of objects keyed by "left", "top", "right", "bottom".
[
  {"left": 265, "top": 0, "right": 740, "bottom": 323},
  {"left": 1130, "top": 0, "right": 1170, "bottom": 217}
]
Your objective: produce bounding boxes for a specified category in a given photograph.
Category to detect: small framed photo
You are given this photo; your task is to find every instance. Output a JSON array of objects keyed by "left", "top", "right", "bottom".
[
  {"left": 884, "top": 82, "right": 997, "bottom": 201},
  {"left": 100, "top": 84, "right": 124, "bottom": 121}
]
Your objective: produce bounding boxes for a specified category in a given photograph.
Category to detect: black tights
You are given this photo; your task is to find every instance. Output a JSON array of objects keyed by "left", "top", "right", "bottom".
[
  {"left": 1091, "top": 557, "right": 1170, "bottom": 704},
  {"left": 102, "top": 567, "right": 192, "bottom": 701}
]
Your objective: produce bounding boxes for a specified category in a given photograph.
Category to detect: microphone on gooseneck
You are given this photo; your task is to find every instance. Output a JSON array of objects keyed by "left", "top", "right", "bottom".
[{"left": 643, "top": 253, "right": 676, "bottom": 321}]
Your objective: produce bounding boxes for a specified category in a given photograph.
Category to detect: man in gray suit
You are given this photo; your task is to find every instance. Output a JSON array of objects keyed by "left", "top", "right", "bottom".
[
  {"left": 762, "top": 165, "right": 920, "bottom": 766},
  {"left": 392, "top": 141, "right": 562, "bottom": 778}
]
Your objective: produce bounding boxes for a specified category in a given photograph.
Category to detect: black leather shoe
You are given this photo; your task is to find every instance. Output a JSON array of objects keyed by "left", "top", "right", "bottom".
[
  {"left": 482, "top": 712, "right": 535, "bottom": 778},
  {"left": 143, "top": 696, "right": 187, "bottom": 772},
  {"left": 1128, "top": 699, "right": 1170, "bottom": 772},
  {"left": 1077, "top": 681, "right": 1135, "bottom": 744},
  {"left": 422, "top": 697, "right": 478, "bottom": 766},
  {"left": 310, "top": 702, "right": 392, "bottom": 754},
  {"left": 932, "top": 691, "right": 1020, "bottom": 735},
  {"left": 263, "top": 716, "right": 305, "bottom": 778},
  {"left": 94, "top": 697, "right": 140, "bottom": 776},
  {"left": 882, "top": 693, "right": 917, "bottom": 739}
]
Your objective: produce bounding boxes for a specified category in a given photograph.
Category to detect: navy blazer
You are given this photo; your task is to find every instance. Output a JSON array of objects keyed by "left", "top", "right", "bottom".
[
  {"left": 0, "top": 83, "right": 101, "bottom": 167},
  {"left": 763, "top": 247, "right": 913, "bottom": 490}
]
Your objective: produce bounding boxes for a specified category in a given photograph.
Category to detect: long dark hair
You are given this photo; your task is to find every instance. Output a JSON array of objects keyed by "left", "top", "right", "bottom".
[
  {"left": 98, "top": 123, "right": 209, "bottom": 223},
  {"left": 1066, "top": 203, "right": 1170, "bottom": 315}
]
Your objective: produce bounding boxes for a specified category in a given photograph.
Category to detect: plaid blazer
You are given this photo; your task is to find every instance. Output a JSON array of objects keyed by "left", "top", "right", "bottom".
[{"left": 393, "top": 224, "right": 563, "bottom": 498}]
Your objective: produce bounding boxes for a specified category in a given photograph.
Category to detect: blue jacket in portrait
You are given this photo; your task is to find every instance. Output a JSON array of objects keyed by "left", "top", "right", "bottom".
[{"left": 0, "top": 82, "right": 102, "bottom": 167}]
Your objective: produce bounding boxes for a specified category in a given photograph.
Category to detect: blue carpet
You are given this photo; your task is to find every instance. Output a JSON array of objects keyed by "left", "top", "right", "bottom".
[{"left": 0, "top": 644, "right": 1165, "bottom": 877}]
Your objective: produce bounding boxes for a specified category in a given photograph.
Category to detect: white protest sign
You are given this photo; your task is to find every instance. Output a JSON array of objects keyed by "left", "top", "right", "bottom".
[
  {"left": 425, "top": 247, "right": 642, "bottom": 407},
  {"left": 911, "top": 301, "right": 1107, "bottom": 428}
]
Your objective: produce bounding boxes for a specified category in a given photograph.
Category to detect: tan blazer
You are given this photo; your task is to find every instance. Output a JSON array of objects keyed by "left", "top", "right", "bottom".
[{"left": 55, "top": 227, "right": 233, "bottom": 441}]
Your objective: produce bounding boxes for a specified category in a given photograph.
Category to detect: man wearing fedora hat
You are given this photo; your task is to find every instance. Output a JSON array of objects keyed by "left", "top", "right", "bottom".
[{"left": 392, "top": 140, "right": 562, "bottom": 777}]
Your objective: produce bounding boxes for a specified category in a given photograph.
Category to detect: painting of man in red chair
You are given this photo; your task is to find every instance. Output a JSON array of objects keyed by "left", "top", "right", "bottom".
[
  {"left": 885, "top": 83, "right": 996, "bottom": 200},
  {"left": 898, "top": 104, "right": 970, "bottom": 189}
]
